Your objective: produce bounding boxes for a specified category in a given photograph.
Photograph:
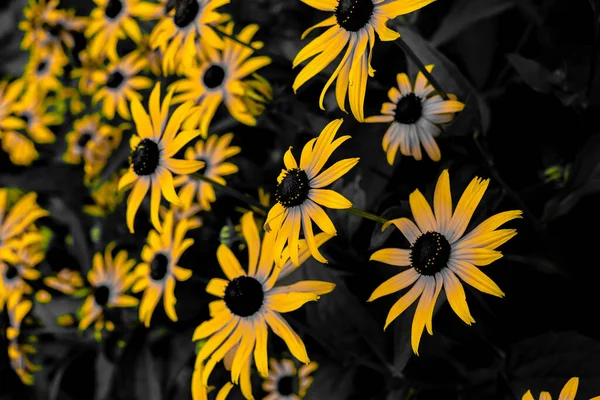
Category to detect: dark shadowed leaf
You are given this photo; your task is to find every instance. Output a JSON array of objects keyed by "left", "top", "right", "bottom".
[
  {"left": 304, "top": 363, "right": 357, "bottom": 400},
  {"left": 506, "top": 54, "right": 553, "bottom": 94}
]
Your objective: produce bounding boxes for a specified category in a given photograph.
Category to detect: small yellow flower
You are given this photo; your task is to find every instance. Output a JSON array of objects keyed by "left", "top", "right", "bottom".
[
  {"left": 44, "top": 268, "right": 86, "bottom": 296},
  {"left": 23, "top": 47, "right": 68, "bottom": 94},
  {"left": 522, "top": 377, "right": 600, "bottom": 400},
  {"left": 71, "top": 49, "right": 107, "bottom": 95},
  {"left": 84, "top": 172, "right": 127, "bottom": 217},
  {"left": 262, "top": 358, "right": 318, "bottom": 399},
  {"left": 6, "top": 292, "right": 40, "bottom": 385},
  {"left": 0, "top": 79, "right": 26, "bottom": 138}
]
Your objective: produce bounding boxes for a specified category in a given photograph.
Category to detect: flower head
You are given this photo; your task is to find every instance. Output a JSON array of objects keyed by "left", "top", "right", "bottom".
[
  {"left": 365, "top": 65, "right": 465, "bottom": 163},
  {"left": 368, "top": 169, "right": 522, "bottom": 354},
  {"left": 263, "top": 358, "right": 318, "bottom": 399},
  {"left": 293, "top": 0, "right": 436, "bottom": 121},
  {"left": 117, "top": 82, "right": 203, "bottom": 233},
  {"left": 264, "top": 119, "right": 358, "bottom": 266}
]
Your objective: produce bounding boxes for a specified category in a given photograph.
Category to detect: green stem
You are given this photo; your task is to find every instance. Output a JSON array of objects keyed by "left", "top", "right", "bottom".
[
  {"left": 348, "top": 207, "right": 388, "bottom": 225},
  {"left": 394, "top": 37, "right": 449, "bottom": 100},
  {"left": 192, "top": 173, "right": 268, "bottom": 214}
]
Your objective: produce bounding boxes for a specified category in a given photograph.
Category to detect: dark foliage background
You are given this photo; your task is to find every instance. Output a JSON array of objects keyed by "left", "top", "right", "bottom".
[{"left": 1, "top": 0, "right": 600, "bottom": 399}]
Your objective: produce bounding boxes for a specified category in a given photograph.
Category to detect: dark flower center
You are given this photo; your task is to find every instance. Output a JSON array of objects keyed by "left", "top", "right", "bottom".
[
  {"left": 36, "top": 60, "right": 48, "bottom": 74},
  {"left": 150, "top": 253, "right": 169, "bottom": 280},
  {"left": 395, "top": 93, "right": 423, "bottom": 124},
  {"left": 106, "top": 70, "right": 125, "bottom": 89},
  {"left": 275, "top": 168, "right": 310, "bottom": 208},
  {"left": 224, "top": 276, "right": 264, "bottom": 317},
  {"left": 131, "top": 139, "right": 160, "bottom": 176},
  {"left": 42, "top": 22, "right": 63, "bottom": 38},
  {"left": 93, "top": 285, "right": 110, "bottom": 306},
  {"left": 77, "top": 132, "right": 92, "bottom": 148},
  {"left": 277, "top": 376, "right": 295, "bottom": 396},
  {"left": 4, "top": 263, "right": 18, "bottom": 280},
  {"left": 410, "top": 231, "right": 451, "bottom": 276},
  {"left": 105, "top": 0, "right": 123, "bottom": 19},
  {"left": 174, "top": 0, "right": 200, "bottom": 28},
  {"left": 196, "top": 157, "right": 208, "bottom": 175},
  {"left": 335, "top": 0, "right": 374, "bottom": 32},
  {"left": 165, "top": 0, "right": 178, "bottom": 13},
  {"left": 202, "top": 65, "right": 226, "bottom": 89}
]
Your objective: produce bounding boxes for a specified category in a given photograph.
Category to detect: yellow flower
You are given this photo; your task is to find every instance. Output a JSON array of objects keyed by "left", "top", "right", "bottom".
[
  {"left": 78, "top": 243, "right": 138, "bottom": 333},
  {"left": 293, "top": 0, "right": 436, "bottom": 121},
  {"left": 149, "top": 0, "right": 230, "bottom": 75},
  {"left": 19, "top": 0, "right": 85, "bottom": 54},
  {"left": 64, "top": 114, "right": 125, "bottom": 183},
  {"left": 264, "top": 119, "right": 358, "bottom": 266},
  {"left": 131, "top": 211, "right": 194, "bottom": 327},
  {"left": 0, "top": 79, "right": 26, "bottom": 139},
  {"left": 262, "top": 359, "right": 318, "bottom": 400},
  {"left": 368, "top": 169, "right": 522, "bottom": 354},
  {"left": 365, "top": 65, "right": 465, "bottom": 163},
  {"left": 44, "top": 268, "right": 86, "bottom": 296},
  {"left": 85, "top": 0, "right": 158, "bottom": 61},
  {"left": 84, "top": 172, "right": 127, "bottom": 216},
  {"left": 191, "top": 212, "right": 334, "bottom": 399},
  {"left": 23, "top": 47, "right": 68, "bottom": 94},
  {"left": 92, "top": 52, "right": 153, "bottom": 120},
  {"left": 1, "top": 132, "right": 40, "bottom": 166},
  {"left": 71, "top": 49, "right": 106, "bottom": 95},
  {"left": 159, "top": 183, "right": 204, "bottom": 230},
  {"left": 6, "top": 292, "right": 40, "bottom": 385},
  {"left": 129, "top": 33, "right": 164, "bottom": 76},
  {"left": 174, "top": 133, "right": 241, "bottom": 211},
  {"left": 6, "top": 289, "right": 32, "bottom": 340},
  {"left": 117, "top": 82, "right": 204, "bottom": 233},
  {"left": 522, "top": 377, "right": 600, "bottom": 400},
  {"left": 241, "top": 73, "right": 273, "bottom": 121},
  {"left": 171, "top": 23, "right": 271, "bottom": 135}
]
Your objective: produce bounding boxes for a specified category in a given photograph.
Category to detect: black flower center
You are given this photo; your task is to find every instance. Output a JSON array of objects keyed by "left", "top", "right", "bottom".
[
  {"left": 335, "top": 0, "right": 374, "bottom": 32},
  {"left": 202, "top": 65, "right": 226, "bottom": 89},
  {"left": 224, "top": 276, "right": 264, "bottom": 317},
  {"left": 131, "top": 139, "right": 160, "bottom": 176},
  {"left": 106, "top": 70, "right": 125, "bottom": 89},
  {"left": 93, "top": 285, "right": 110, "bottom": 306},
  {"left": 174, "top": 0, "right": 200, "bottom": 28},
  {"left": 395, "top": 93, "right": 423, "bottom": 124},
  {"left": 196, "top": 157, "right": 208, "bottom": 175},
  {"left": 275, "top": 168, "right": 310, "bottom": 208},
  {"left": 105, "top": 0, "right": 123, "bottom": 19},
  {"left": 277, "top": 376, "right": 295, "bottom": 396},
  {"left": 410, "top": 231, "right": 451, "bottom": 276},
  {"left": 36, "top": 60, "right": 48, "bottom": 74},
  {"left": 77, "top": 132, "right": 92, "bottom": 148},
  {"left": 4, "top": 263, "right": 18, "bottom": 280},
  {"left": 42, "top": 21, "right": 63, "bottom": 38},
  {"left": 150, "top": 253, "right": 169, "bottom": 281}
]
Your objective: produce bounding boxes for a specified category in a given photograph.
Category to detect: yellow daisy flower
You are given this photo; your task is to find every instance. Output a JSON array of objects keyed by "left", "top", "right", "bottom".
[
  {"left": 171, "top": 23, "right": 272, "bottom": 135},
  {"left": 23, "top": 47, "right": 68, "bottom": 94},
  {"left": 130, "top": 210, "right": 193, "bottom": 327},
  {"left": 241, "top": 73, "right": 273, "bottom": 122},
  {"left": 20, "top": 0, "right": 85, "bottom": 54},
  {"left": 1, "top": 132, "right": 40, "bottom": 166},
  {"left": 64, "top": 114, "right": 125, "bottom": 183},
  {"left": 0, "top": 79, "right": 26, "bottom": 138},
  {"left": 191, "top": 212, "right": 335, "bottom": 399},
  {"left": 44, "top": 268, "right": 86, "bottom": 296},
  {"left": 149, "top": 0, "right": 230, "bottom": 74},
  {"left": 117, "top": 82, "right": 203, "bottom": 233},
  {"left": 71, "top": 49, "right": 106, "bottom": 95},
  {"left": 365, "top": 65, "right": 465, "bottom": 163},
  {"left": 130, "top": 33, "right": 164, "bottom": 76},
  {"left": 264, "top": 118, "right": 358, "bottom": 266},
  {"left": 173, "top": 133, "right": 241, "bottom": 211},
  {"left": 84, "top": 172, "right": 127, "bottom": 217},
  {"left": 368, "top": 169, "right": 522, "bottom": 354},
  {"left": 293, "top": 0, "right": 436, "bottom": 121},
  {"left": 262, "top": 358, "right": 318, "bottom": 400},
  {"left": 13, "top": 88, "right": 60, "bottom": 145},
  {"left": 523, "top": 377, "right": 600, "bottom": 400},
  {"left": 85, "top": 0, "right": 157, "bottom": 61},
  {"left": 159, "top": 183, "right": 203, "bottom": 230},
  {"left": 6, "top": 291, "right": 40, "bottom": 385},
  {"left": 92, "top": 52, "right": 153, "bottom": 120},
  {"left": 78, "top": 243, "right": 138, "bottom": 333}
]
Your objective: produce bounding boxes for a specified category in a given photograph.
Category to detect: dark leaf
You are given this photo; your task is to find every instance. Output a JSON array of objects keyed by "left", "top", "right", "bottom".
[{"left": 506, "top": 53, "right": 553, "bottom": 94}]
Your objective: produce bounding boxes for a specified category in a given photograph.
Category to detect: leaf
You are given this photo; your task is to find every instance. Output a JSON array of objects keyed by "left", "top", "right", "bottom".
[
  {"left": 506, "top": 331, "right": 600, "bottom": 398},
  {"left": 430, "top": 0, "right": 515, "bottom": 47},
  {"left": 94, "top": 352, "right": 114, "bottom": 400},
  {"left": 304, "top": 363, "right": 357, "bottom": 400},
  {"left": 506, "top": 54, "right": 553, "bottom": 94},
  {"left": 137, "top": 346, "right": 162, "bottom": 400},
  {"left": 330, "top": 174, "right": 367, "bottom": 239}
]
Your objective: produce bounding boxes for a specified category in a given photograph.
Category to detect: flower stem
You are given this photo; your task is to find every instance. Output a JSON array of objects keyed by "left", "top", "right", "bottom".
[
  {"left": 394, "top": 36, "right": 449, "bottom": 100},
  {"left": 348, "top": 207, "right": 388, "bottom": 225},
  {"left": 192, "top": 173, "right": 268, "bottom": 214}
]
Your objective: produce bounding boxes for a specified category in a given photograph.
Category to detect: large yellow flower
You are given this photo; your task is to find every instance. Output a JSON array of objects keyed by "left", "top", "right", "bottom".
[
  {"left": 264, "top": 119, "right": 358, "bottom": 266},
  {"left": 368, "top": 169, "right": 522, "bottom": 354},
  {"left": 85, "top": 0, "right": 157, "bottom": 61},
  {"left": 117, "top": 83, "right": 203, "bottom": 233},
  {"left": 92, "top": 52, "right": 153, "bottom": 120},
  {"left": 64, "top": 114, "right": 125, "bottom": 183},
  {"left": 149, "top": 0, "right": 229, "bottom": 74},
  {"left": 293, "top": 0, "right": 436, "bottom": 121},
  {"left": 173, "top": 133, "right": 240, "bottom": 211},
  {"left": 365, "top": 65, "right": 465, "bottom": 163},
  {"left": 171, "top": 23, "right": 272, "bottom": 136},
  {"left": 78, "top": 243, "right": 138, "bottom": 336},
  {"left": 262, "top": 358, "right": 318, "bottom": 400},
  {"left": 131, "top": 210, "right": 193, "bottom": 327},
  {"left": 191, "top": 212, "right": 334, "bottom": 399},
  {"left": 523, "top": 377, "right": 600, "bottom": 400}
]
